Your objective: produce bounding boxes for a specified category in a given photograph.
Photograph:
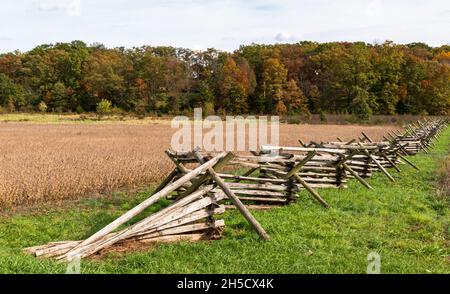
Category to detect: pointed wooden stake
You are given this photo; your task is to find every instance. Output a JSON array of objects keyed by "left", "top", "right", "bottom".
[
  {"left": 361, "top": 132, "right": 374, "bottom": 143},
  {"left": 396, "top": 152, "right": 420, "bottom": 171},
  {"left": 193, "top": 151, "right": 270, "bottom": 241},
  {"left": 293, "top": 174, "right": 330, "bottom": 208},
  {"left": 342, "top": 163, "right": 373, "bottom": 190},
  {"left": 363, "top": 149, "right": 395, "bottom": 182},
  {"left": 285, "top": 151, "right": 317, "bottom": 179}
]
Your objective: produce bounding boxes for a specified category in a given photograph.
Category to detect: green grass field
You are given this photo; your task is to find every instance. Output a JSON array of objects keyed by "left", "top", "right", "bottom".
[
  {"left": 0, "top": 113, "right": 171, "bottom": 125},
  {"left": 0, "top": 112, "right": 431, "bottom": 126},
  {"left": 0, "top": 128, "right": 448, "bottom": 274}
]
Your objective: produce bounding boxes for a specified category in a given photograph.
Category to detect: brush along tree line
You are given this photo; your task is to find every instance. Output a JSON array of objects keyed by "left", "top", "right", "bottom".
[
  {"left": 0, "top": 41, "right": 449, "bottom": 117},
  {"left": 25, "top": 118, "right": 447, "bottom": 260}
]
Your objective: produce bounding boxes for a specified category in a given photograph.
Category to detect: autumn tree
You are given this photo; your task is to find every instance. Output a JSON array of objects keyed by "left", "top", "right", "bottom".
[
  {"left": 45, "top": 82, "right": 68, "bottom": 112},
  {"left": 82, "top": 48, "right": 130, "bottom": 110},
  {"left": 0, "top": 73, "right": 27, "bottom": 110},
  {"left": 259, "top": 58, "right": 288, "bottom": 114},
  {"left": 237, "top": 44, "right": 274, "bottom": 113},
  {"left": 371, "top": 42, "right": 405, "bottom": 114},
  {"left": 434, "top": 51, "right": 450, "bottom": 66},
  {"left": 283, "top": 79, "right": 307, "bottom": 114},
  {"left": 419, "top": 60, "right": 450, "bottom": 115},
  {"left": 216, "top": 56, "right": 255, "bottom": 114}
]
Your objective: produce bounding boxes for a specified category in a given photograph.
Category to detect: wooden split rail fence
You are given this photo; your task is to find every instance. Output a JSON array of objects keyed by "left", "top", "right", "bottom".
[{"left": 25, "top": 119, "right": 446, "bottom": 260}]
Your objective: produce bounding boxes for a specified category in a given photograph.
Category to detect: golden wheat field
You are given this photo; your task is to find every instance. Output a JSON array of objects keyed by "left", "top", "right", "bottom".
[{"left": 0, "top": 122, "right": 402, "bottom": 208}]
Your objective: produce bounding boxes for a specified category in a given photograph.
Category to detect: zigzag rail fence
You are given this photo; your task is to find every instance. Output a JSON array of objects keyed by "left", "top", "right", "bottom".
[{"left": 25, "top": 118, "right": 447, "bottom": 261}]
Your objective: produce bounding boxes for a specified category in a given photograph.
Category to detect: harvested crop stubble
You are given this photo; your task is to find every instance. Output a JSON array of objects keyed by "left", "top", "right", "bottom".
[
  {"left": 0, "top": 124, "right": 173, "bottom": 207},
  {"left": 0, "top": 122, "right": 401, "bottom": 208}
]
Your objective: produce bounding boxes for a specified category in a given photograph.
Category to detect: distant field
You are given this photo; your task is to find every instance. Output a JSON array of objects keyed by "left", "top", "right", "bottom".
[{"left": 0, "top": 120, "right": 402, "bottom": 208}]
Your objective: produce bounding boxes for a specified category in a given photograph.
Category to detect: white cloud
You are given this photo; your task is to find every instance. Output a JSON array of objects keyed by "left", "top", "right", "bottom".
[{"left": 275, "top": 32, "right": 302, "bottom": 42}]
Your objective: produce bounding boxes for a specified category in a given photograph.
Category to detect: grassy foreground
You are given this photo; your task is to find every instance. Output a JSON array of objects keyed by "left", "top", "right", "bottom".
[{"left": 0, "top": 128, "right": 448, "bottom": 274}]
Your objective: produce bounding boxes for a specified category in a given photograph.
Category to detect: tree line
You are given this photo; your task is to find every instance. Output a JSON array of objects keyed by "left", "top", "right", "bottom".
[{"left": 0, "top": 40, "right": 449, "bottom": 118}]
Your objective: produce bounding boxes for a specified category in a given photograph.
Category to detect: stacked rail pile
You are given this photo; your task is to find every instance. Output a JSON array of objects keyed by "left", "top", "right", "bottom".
[
  {"left": 166, "top": 149, "right": 323, "bottom": 208},
  {"left": 25, "top": 188, "right": 226, "bottom": 259},
  {"left": 300, "top": 142, "right": 401, "bottom": 181},
  {"left": 26, "top": 152, "right": 271, "bottom": 261},
  {"left": 256, "top": 147, "right": 348, "bottom": 189},
  {"left": 257, "top": 146, "right": 375, "bottom": 202},
  {"left": 385, "top": 118, "right": 447, "bottom": 155}
]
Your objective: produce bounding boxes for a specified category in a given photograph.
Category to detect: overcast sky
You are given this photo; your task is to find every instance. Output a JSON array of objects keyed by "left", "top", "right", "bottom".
[{"left": 0, "top": 0, "right": 449, "bottom": 53}]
